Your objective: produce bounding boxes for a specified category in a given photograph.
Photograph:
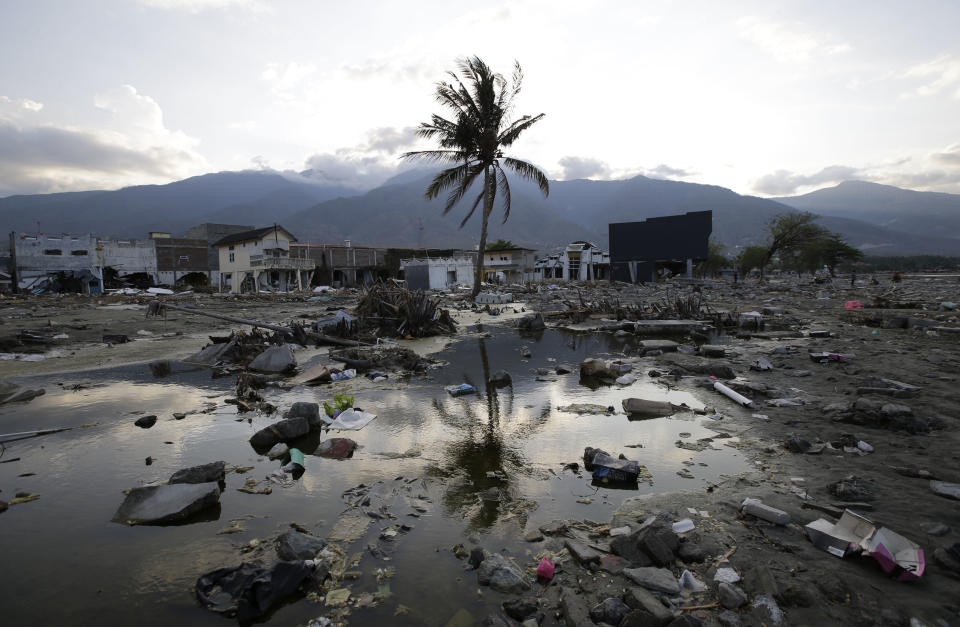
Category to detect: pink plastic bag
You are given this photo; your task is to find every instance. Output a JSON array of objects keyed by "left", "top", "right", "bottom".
[
  {"left": 536, "top": 557, "right": 555, "bottom": 580},
  {"left": 844, "top": 300, "right": 863, "bottom": 309}
]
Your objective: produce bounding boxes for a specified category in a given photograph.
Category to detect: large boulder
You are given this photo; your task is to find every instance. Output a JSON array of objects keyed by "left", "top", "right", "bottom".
[
  {"left": 169, "top": 461, "right": 226, "bottom": 484},
  {"left": 518, "top": 313, "right": 546, "bottom": 331},
  {"left": 249, "top": 345, "right": 297, "bottom": 374},
  {"left": 112, "top": 482, "right": 221, "bottom": 525},
  {"left": 580, "top": 358, "right": 611, "bottom": 378},
  {"left": 286, "top": 401, "right": 322, "bottom": 428},
  {"left": 477, "top": 554, "right": 531, "bottom": 594},
  {"left": 275, "top": 529, "right": 327, "bottom": 560},
  {"left": 249, "top": 417, "right": 310, "bottom": 450}
]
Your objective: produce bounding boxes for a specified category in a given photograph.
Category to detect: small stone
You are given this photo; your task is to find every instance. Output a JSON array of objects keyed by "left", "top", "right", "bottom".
[
  {"left": 718, "top": 582, "right": 748, "bottom": 609},
  {"left": 134, "top": 415, "right": 157, "bottom": 428},
  {"left": 502, "top": 597, "right": 539, "bottom": 621},
  {"left": 590, "top": 597, "right": 631, "bottom": 625},
  {"left": 523, "top": 529, "right": 544, "bottom": 542},
  {"left": 477, "top": 554, "right": 530, "bottom": 594},
  {"left": 488, "top": 370, "right": 512, "bottom": 386},
  {"left": 169, "top": 461, "right": 226, "bottom": 484},
  {"left": 539, "top": 519, "right": 568, "bottom": 536},
  {"left": 919, "top": 521, "right": 950, "bottom": 536},
  {"left": 468, "top": 547, "right": 485, "bottom": 569},
  {"left": 678, "top": 541, "right": 705, "bottom": 563},
  {"left": 275, "top": 529, "right": 327, "bottom": 560},
  {"left": 717, "top": 610, "right": 742, "bottom": 627},
  {"left": 452, "top": 544, "right": 469, "bottom": 559},
  {"left": 623, "top": 586, "right": 673, "bottom": 625},
  {"left": 564, "top": 538, "right": 602, "bottom": 566}
]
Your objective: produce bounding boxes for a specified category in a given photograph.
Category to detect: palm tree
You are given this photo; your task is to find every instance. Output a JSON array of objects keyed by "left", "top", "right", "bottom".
[{"left": 403, "top": 56, "right": 549, "bottom": 298}]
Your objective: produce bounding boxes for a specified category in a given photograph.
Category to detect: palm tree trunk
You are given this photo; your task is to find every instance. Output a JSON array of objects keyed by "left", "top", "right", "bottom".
[{"left": 471, "top": 166, "right": 492, "bottom": 299}]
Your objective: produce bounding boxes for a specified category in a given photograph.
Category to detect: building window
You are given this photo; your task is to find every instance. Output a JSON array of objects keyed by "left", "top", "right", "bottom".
[
  {"left": 44, "top": 249, "right": 62, "bottom": 255},
  {"left": 229, "top": 253, "right": 235, "bottom": 263},
  {"left": 228, "top": 245, "right": 235, "bottom": 251},
  {"left": 179, "top": 255, "right": 190, "bottom": 261},
  {"left": 71, "top": 250, "right": 89, "bottom": 256}
]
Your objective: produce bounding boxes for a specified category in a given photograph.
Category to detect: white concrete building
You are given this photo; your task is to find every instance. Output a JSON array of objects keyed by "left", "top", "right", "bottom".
[
  {"left": 534, "top": 241, "right": 611, "bottom": 282},
  {"left": 480, "top": 247, "right": 538, "bottom": 284},
  {"left": 401, "top": 257, "right": 475, "bottom": 291},
  {"left": 213, "top": 225, "right": 314, "bottom": 293}
]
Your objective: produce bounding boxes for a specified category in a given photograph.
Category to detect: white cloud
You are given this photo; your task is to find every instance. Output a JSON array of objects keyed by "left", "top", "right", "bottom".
[
  {"left": 753, "top": 165, "right": 862, "bottom": 195},
  {"left": 0, "top": 85, "right": 206, "bottom": 196},
  {"left": 261, "top": 61, "right": 317, "bottom": 94},
  {"left": 557, "top": 156, "right": 611, "bottom": 180},
  {"left": 932, "top": 142, "right": 960, "bottom": 166},
  {"left": 902, "top": 54, "right": 960, "bottom": 99},
  {"left": 138, "top": 0, "right": 268, "bottom": 12},
  {"left": 297, "top": 126, "right": 420, "bottom": 189},
  {"left": 738, "top": 17, "right": 851, "bottom": 62}
]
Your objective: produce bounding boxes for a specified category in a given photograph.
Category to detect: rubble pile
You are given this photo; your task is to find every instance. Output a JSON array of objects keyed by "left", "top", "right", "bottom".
[{"left": 355, "top": 283, "right": 457, "bottom": 338}]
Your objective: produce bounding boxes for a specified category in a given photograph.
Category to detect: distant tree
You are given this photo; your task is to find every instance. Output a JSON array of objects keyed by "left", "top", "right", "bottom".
[
  {"left": 695, "top": 240, "right": 729, "bottom": 278},
  {"left": 402, "top": 56, "right": 549, "bottom": 298},
  {"left": 761, "top": 212, "right": 827, "bottom": 279},
  {"left": 486, "top": 239, "right": 518, "bottom": 251},
  {"left": 736, "top": 246, "right": 767, "bottom": 278}
]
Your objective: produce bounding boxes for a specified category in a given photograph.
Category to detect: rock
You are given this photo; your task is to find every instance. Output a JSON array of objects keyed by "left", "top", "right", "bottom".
[
  {"left": 169, "top": 461, "right": 225, "bottom": 484},
  {"left": 134, "top": 415, "right": 157, "bottom": 429},
  {"left": 555, "top": 365, "right": 572, "bottom": 375},
  {"left": 249, "top": 345, "right": 297, "bottom": 374},
  {"left": 930, "top": 480, "right": 960, "bottom": 500},
  {"left": 919, "top": 521, "right": 950, "bottom": 536},
  {"left": 718, "top": 582, "right": 748, "bottom": 609},
  {"left": 677, "top": 541, "right": 705, "bottom": 563},
  {"left": 829, "top": 475, "right": 873, "bottom": 501},
  {"left": 743, "top": 565, "right": 781, "bottom": 602},
  {"left": 488, "top": 370, "right": 512, "bottom": 386},
  {"left": 560, "top": 588, "right": 595, "bottom": 627},
  {"left": 477, "top": 554, "right": 530, "bottom": 594},
  {"left": 314, "top": 438, "right": 357, "bottom": 459},
  {"left": 717, "top": 610, "right": 742, "bottom": 627},
  {"left": 669, "top": 358, "right": 736, "bottom": 379},
  {"left": 785, "top": 434, "right": 812, "bottom": 453},
  {"left": 815, "top": 572, "right": 849, "bottom": 604},
  {"left": 932, "top": 543, "right": 960, "bottom": 577},
  {"left": 611, "top": 527, "right": 674, "bottom": 567},
  {"left": 623, "top": 586, "right": 673, "bottom": 625},
  {"left": 590, "top": 597, "right": 631, "bottom": 625},
  {"left": 286, "top": 401, "right": 322, "bottom": 428},
  {"left": 539, "top": 519, "right": 569, "bottom": 535},
  {"left": 481, "top": 616, "right": 511, "bottom": 627},
  {"left": 580, "top": 358, "right": 611, "bottom": 378},
  {"left": 267, "top": 443, "right": 289, "bottom": 459},
  {"left": 565, "top": 539, "right": 603, "bottom": 566},
  {"left": 112, "top": 482, "right": 221, "bottom": 525},
  {"left": 468, "top": 547, "right": 485, "bottom": 569},
  {"left": 0, "top": 380, "right": 45, "bottom": 405},
  {"left": 639, "top": 339, "right": 679, "bottom": 352},
  {"left": 623, "top": 567, "right": 681, "bottom": 595},
  {"left": 249, "top": 417, "right": 310, "bottom": 449},
  {"left": 880, "top": 402, "right": 912, "bottom": 418},
  {"left": 620, "top": 609, "right": 663, "bottom": 627},
  {"left": 518, "top": 313, "right": 546, "bottom": 331},
  {"left": 275, "top": 529, "right": 327, "bottom": 560},
  {"left": 750, "top": 595, "right": 784, "bottom": 626},
  {"left": 599, "top": 554, "right": 630, "bottom": 574},
  {"left": 524, "top": 529, "right": 544, "bottom": 542},
  {"left": 502, "top": 597, "right": 539, "bottom": 621}
]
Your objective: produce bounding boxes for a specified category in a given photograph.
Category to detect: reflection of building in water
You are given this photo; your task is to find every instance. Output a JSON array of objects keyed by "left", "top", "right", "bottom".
[{"left": 534, "top": 241, "right": 610, "bottom": 281}]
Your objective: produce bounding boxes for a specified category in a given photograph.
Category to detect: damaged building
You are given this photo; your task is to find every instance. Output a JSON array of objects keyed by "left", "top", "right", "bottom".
[
  {"left": 609, "top": 211, "right": 712, "bottom": 283},
  {"left": 534, "top": 241, "right": 611, "bottom": 282},
  {"left": 213, "top": 225, "right": 315, "bottom": 294}
]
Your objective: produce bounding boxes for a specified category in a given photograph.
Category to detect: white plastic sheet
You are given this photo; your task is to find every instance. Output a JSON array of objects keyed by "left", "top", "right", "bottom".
[{"left": 322, "top": 408, "right": 377, "bottom": 431}]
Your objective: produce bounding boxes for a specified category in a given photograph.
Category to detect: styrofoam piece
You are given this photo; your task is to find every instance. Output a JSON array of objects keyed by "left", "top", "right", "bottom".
[
  {"left": 672, "top": 518, "right": 695, "bottom": 533},
  {"left": 321, "top": 408, "right": 377, "bottom": 431},
  {"left": 740, "top": 498, "right": 790, "bottom": 525}
]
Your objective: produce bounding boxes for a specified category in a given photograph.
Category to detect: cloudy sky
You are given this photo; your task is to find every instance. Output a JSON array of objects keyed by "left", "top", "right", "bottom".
[{"left": 2, "top": 0, "right": 959, "bottom": 198}]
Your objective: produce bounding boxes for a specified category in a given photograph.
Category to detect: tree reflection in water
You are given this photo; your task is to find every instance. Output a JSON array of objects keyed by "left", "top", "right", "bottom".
[{"left": 426, "top": 327, "right": 551, "bottom": 530}]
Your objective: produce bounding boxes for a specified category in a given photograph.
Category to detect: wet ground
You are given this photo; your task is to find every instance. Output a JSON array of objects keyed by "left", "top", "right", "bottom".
[{"left": 0, "top": 325, "right": 748, "bottom": 626}]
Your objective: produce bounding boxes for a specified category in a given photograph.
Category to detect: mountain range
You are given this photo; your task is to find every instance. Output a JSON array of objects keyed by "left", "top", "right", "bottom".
[{"left": 2, "top": 170, "right": 958, "bottom": 256}]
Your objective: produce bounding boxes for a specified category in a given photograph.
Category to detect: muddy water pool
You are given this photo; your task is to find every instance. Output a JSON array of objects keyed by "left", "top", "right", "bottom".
[{"left": 0, "top": 326, "right": 749, "bottom": 626}]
